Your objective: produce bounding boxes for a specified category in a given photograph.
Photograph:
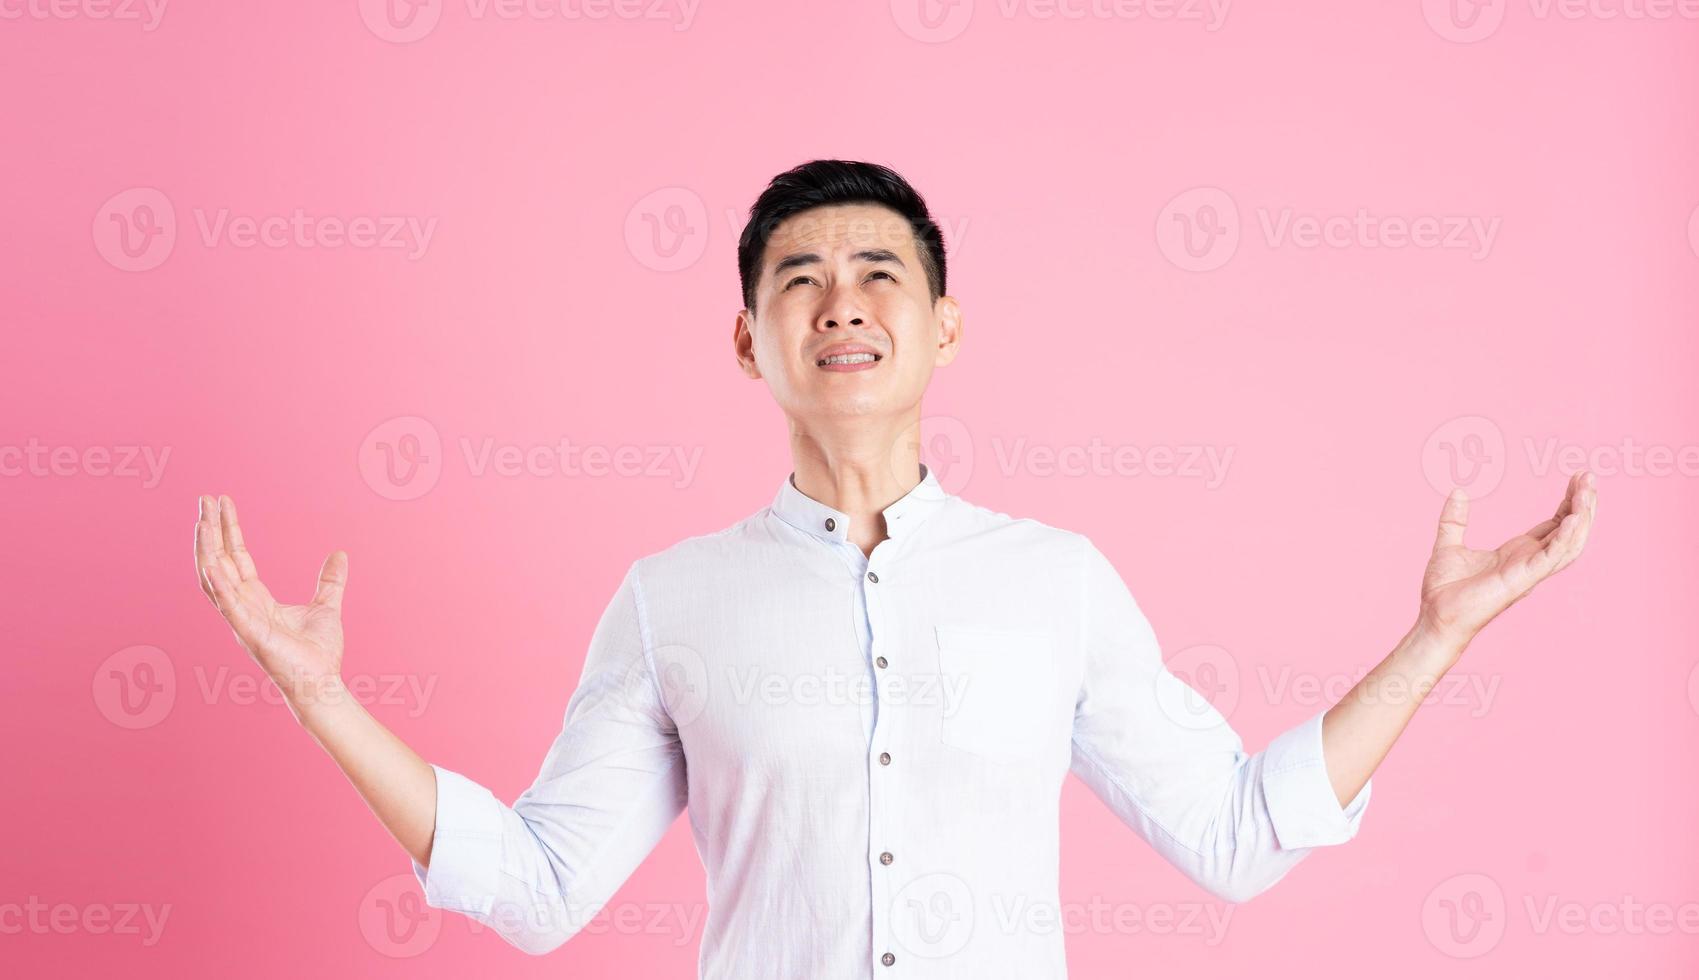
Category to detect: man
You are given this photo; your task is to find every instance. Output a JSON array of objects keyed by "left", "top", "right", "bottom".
[{"left": 192, "top": 159, "right": 1596, "bottom": 978}]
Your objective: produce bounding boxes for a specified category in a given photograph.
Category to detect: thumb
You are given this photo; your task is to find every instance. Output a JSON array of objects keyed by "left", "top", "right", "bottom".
[
  {"left": 313, "top": 550, "right": 349, "bottom": 611},
  {"left": 1434, "top": 488, "right": 1469, "bottom": 549}
]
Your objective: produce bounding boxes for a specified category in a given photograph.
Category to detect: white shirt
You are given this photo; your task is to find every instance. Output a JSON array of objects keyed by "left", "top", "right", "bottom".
[{"left": 412, "top": 463, "right": 1371, "bottom": 977}]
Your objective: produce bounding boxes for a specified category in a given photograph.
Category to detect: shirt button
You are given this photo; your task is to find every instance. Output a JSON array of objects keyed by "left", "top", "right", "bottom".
[
  {"left": 882, "top": 952, "right": 895, "bottom": 967},
  {"left": 875, "top": 656, "right": 888, "bottom": 669},
  {"left": 867, "top": 571, "right": 879, "bottom": 583},
  {"left": 879, "top": 751, "right": 891, "bottom": 765},
  {"left": 824, "top": 517, "right": 835, "bottom": 531},
  {"left": 879, "top": 851, "right": 894, "bottom": 865}
]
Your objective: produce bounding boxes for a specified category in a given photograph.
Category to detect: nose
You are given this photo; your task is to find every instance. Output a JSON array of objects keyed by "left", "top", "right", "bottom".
[{"left": 816, "top": 282, "right": 866, "bottom": 331}]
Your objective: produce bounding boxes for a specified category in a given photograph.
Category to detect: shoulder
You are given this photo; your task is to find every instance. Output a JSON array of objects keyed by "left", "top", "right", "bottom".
[
  {"left": 928, "top": 494, "right": 1098, "bottom": 568},
  {"left": 625, "top": 506, "right": 776, "bottom": 589}
]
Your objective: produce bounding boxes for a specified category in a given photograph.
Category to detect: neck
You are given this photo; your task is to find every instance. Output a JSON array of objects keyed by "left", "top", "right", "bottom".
[{"left": 788, "top": 413, "right": 924, "bottom": 557}]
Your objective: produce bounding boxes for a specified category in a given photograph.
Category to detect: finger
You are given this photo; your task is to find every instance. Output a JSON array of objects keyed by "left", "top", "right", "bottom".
[
  {"left": 1530, "top": 472, "right": 1593, "bottom": 543},
  {"left": 203, "top": 555, "right": 260, "bottom": 641},
  {"left": 1435, "top": 488, "right": 1469, "bottom": 549},
  {"left": 220, "top": 494, "right": 259, "bottom": 581},
  {"left": 312, "top": 550, "right": 349, "bottom": 612},
  {"left": 194, "top": 495, "right": 218, "bottom": 603},
  {"left": 1554, "top": 470, "right": 1585, "bottom": 522},
  {"left": 1532, "top": 512, "right": 1583, "bottom": 579},
  {"left": 1553, "top": 486, "right": 1597, "bottom": 571},
  {"left": 203, "top": 496, "right": 243, "bottom": 583}
]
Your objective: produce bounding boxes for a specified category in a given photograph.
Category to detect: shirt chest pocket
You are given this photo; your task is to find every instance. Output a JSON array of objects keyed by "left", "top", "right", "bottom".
[{"left": 933, "top": 625, "right": 1058, "bottom": 762}]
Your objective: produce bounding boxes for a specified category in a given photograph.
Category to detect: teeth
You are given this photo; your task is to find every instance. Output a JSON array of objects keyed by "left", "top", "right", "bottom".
[{"left": 820, "top": 353, "right": 877, "bottom": 365}]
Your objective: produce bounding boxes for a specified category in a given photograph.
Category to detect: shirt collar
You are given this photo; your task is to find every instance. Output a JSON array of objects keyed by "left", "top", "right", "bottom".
[{"left": 770, "top": 463, "right": 948, "bottom": 544}]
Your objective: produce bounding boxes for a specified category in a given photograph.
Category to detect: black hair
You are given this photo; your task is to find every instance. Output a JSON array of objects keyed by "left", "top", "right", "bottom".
[{"left": 737, "top": 159, "right": 947, "bottom": 315}]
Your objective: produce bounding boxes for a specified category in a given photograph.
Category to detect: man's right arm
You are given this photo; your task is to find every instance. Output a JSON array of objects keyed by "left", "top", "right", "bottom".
[{"left": 196, "top": 495, "right": 688, "bottom": 955}]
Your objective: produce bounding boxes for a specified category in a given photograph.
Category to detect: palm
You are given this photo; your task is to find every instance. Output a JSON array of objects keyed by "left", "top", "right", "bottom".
[
  {"left": 1417, "top": 471, "right": 1596, "bottom": 647},
  {"left": 194, "top": 495, "right": 349, "bottom": 695}
]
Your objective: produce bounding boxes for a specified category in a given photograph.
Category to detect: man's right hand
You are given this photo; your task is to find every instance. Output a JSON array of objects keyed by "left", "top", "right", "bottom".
[{"left": 194, "top": 494, "right": 349, "bottom": 718}]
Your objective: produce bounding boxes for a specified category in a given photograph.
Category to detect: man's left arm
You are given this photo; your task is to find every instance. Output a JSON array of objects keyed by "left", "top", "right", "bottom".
[{"left": 1320, "top": 470, "right": 1597, "bottom": 807}]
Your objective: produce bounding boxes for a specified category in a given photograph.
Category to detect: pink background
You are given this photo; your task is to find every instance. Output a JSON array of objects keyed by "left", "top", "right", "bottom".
[{"left": 4, "top": 1, "right": 1697, "bottom": 976}]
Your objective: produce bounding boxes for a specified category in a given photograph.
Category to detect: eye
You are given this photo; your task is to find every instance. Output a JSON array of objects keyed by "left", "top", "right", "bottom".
[
  {"left": 866, "top": 270, "right": 896, "bottom": 282},
  {"left": 784, "top": 275, "right": 819, "bottom": 289}
]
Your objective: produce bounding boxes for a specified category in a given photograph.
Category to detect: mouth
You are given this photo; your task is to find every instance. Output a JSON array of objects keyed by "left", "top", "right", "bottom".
[{"left": 815, "top": 344, "right": 884, "bottom": 372}]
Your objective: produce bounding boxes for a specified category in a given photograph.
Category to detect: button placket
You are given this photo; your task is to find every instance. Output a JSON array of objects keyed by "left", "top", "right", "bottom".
[{"left": 862, "top": 547, "right": 901, "bottom": 972}]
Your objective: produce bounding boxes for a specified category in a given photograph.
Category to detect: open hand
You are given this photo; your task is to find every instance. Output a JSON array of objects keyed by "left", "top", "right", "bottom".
[
  {"left": 194, "top": 494, "right": 349, "bottom": 708},
  {"left": 1416, "top": 470, "right": 1597, "bottom": 653}
]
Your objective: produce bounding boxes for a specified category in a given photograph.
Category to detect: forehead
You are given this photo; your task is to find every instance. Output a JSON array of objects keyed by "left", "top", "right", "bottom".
[{"left": 762, "top": 203, "right": 920, "bottom": 264}]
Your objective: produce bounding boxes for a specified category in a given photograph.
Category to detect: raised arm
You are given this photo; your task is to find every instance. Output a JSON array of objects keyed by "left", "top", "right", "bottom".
[
  {"left": 1320, "top": 470, "right": 1597, "bottom": 807},
  {"left": 194, "top": 494, "right": 439, "bottom": 868},
  {"left": 193, "top": 495, "right": 688, "bottom": 955}
]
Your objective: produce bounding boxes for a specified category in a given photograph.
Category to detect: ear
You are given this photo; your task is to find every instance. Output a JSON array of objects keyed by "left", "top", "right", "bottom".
[
  {"left": 733, "top": 309, "right": 762, "bottom": 379},
  {"left": 933, "top": 295, "right": 963, "bottom": 368}
]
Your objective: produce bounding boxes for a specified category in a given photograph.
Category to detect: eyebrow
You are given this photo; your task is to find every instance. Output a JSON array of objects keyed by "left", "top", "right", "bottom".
[{"left": 771, "top": 249, "right": 908, "bottom": 278}]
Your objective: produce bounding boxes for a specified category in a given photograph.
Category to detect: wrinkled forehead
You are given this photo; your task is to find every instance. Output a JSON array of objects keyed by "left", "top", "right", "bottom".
[{"left": 762, "top": 204, "right": 919, "bottom": 266}]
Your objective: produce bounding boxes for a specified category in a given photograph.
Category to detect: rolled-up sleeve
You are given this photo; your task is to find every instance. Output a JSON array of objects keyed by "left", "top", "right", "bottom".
[
  {"left": 410, "top": 560, "right": 688, "bottom": 955},
  {"left": 1067, "top": 537, "right": 1370, "bottom": 904}
]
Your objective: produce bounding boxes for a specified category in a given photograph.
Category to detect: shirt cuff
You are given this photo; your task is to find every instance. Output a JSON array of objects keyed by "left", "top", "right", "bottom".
[
  {"left": 1261, "top": 707, "right": 1372, "bottom": 850},
  {"left": 411, "top": 763, "right": 507, "bottom": 914}
]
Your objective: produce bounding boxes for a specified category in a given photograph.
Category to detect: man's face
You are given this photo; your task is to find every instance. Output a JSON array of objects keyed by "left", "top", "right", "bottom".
[{"left": 735, "top": 203, "right": 961, "bottom": 426}]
